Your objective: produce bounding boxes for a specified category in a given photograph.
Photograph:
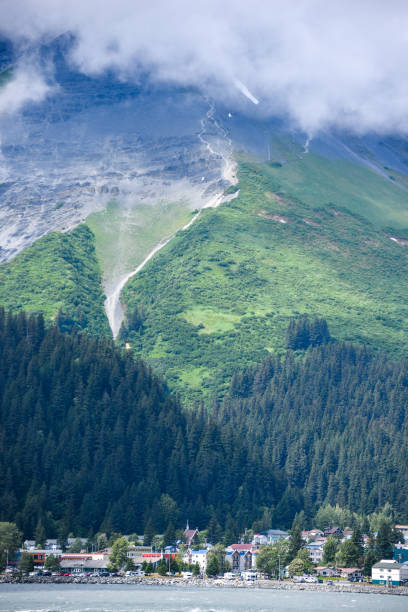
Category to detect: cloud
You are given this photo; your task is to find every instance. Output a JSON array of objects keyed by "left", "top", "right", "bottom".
[
  {"left": 1, "top": 0, "right": 408, "bottom": 134},
  {"left": 0, "top": 64, "right": 54, "bottom": 115}
]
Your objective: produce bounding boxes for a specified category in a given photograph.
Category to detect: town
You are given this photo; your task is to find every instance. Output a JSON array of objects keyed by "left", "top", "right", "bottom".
[{"left": 2, "top": 520, "right": 408, "bottom": 588}]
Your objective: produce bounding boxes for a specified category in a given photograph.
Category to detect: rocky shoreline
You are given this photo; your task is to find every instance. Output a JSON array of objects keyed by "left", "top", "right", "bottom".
[{"left": 1, "top": 575, "right": 407, "bottom": 596}]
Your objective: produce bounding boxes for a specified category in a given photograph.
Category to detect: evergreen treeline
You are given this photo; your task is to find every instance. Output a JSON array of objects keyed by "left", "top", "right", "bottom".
[
  {"left": 0, "top": 309, "right": 286, "bottom": 538},
  {"left": 285, "top": 315, "right": 330, "bottom": 350},
  {"left": 221, "top": 337, "right": 408, "bottom": 525}
]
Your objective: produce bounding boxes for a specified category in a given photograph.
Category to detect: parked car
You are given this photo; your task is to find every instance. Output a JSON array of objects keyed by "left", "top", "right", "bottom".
[
  {"left": 304, "top": 576, "right": 318, "bottom": 583},
  {"left": 292, "top": 576, "right": 304, "bottom": 583}
]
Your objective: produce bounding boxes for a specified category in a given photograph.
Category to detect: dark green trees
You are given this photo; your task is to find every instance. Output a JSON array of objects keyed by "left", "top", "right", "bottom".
[
  {"left": 285, "top": 316, "right": 330, "bottom": 350},
  {"left": 19, "top": 553, "right": 34, "bottom": 573},
  {"left": 288, "top": 525, "right": 304, "bottom": 561},
  {"left": 0, "top": 523, "right": 22, "bottom": 569},
  {"left": 44, "top": 553, "right": 60, "bottom": 571},
  {"left": 206, "top": 554, "right": 221, "bottom": 576},
  {"left": 0, "top": 310, "right": 285, "bottom": 537},
  {"left": 322, "top": 536, "right": 338, "bottom": 564},
  {"left": 220, "top": 337, "right": 408, "bottom": 523},
  {"left": 375, "top": 521, "right": 396, "bottom": 559}
]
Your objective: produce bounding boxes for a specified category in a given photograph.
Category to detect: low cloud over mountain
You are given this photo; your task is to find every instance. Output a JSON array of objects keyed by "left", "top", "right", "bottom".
[{"left": 1, "top": 0, "right": 408, "bottom": 134}]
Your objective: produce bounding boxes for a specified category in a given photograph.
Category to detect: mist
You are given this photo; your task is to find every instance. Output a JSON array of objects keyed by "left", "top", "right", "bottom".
[{"left": 1, "top": 0, "right": 408, "bottom": 134}]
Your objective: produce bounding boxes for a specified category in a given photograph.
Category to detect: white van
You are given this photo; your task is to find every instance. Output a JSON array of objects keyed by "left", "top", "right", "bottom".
[
  {"left": 182, "top": 571, "right": 193, "bottom": 578},
  {"left": 242, "top": 571, "right": 257, "bottom": 581}
]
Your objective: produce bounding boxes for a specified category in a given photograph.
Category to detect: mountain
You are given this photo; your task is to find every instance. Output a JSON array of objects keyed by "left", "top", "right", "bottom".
[
  {"left": 119, "top": 157, "right": 408, "bottom": 404},
  {"left": 1, "top": 33, "right": 408, "bottom": 534},
  {"left": 3, "top": 37, "right": 408, "bottom": 373}
]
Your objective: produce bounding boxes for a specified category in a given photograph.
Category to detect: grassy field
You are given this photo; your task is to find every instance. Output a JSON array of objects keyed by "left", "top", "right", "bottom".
[
  {"left": 0, "top": 225, "right": 110, "bottom": 336},
  {"left": 120, "top": 158, "right": 408, "bottom": 405}
]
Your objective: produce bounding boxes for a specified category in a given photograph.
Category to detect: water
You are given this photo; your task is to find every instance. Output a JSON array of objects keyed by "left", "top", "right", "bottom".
[{"left": 0, "top": 584, "right": 405, "bottom": 612}]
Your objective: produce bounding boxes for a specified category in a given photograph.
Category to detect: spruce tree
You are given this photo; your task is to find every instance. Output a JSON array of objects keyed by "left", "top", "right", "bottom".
[
  {"left": 375, "top": 520, "right": 394, "bottom": 559},
  {"left": 288, "top": 524, "right": 304, "bottom": 561}
]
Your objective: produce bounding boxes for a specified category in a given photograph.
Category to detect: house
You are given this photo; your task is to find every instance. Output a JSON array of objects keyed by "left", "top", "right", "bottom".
[
  {"left": 45, "top": 539, "right": 59, "bottom": 551},
  {"left": 184, "top": 522, "right": 199, "bottom": 547},
  {"left": 182, "top": 549, "right": 209, "bottom": 574},
  {"left": 252, "top": 530, "right": 289, "bottom": 546},
  {"left": 394, "top": 545, "right": 408, "bottom": 564},
  {"left": 372, "top": 560, "right": 408, "bottom": 586},
  {"left": 301, "top": 529, "right": 324, "bottom": 541},
  {"left": 324, "top": 527, "right": 343, "bottom": 538},
  {"left": 25, "top": 550, "right": 46, "bottom": 567},
  {"left": 395, "top": 525, "right": 408, "bottom": 539},
  {"left": 67, "top": 537, "right": 88, "bottom": 547},
  {"left": 340, "top": 568, "right": 362, "bottom": 580},
  {"left": 316, "top": 566, "right": 339, "bottom": 577},
  {"left": 306, "top": 543, "right": 324, "bottom": 564},
  {"left": 226, "top": 544, "right": 253, "bottom": 573},
  {"left": 164, "top": 545, "right": 178, "bottom": 554},
  {"left": 342, "top": 530, "right": 353, "bottom": 541}
]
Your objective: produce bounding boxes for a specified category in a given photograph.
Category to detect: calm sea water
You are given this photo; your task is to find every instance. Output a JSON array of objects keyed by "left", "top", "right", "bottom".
[{"left": 0, "top": 584, "right": 405, "bottom": 612}]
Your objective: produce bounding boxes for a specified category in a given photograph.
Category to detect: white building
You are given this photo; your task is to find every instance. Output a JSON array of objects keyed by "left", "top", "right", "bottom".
[
  {"left": 182, "top": 549, "right": 209, "bottom": 574},
  {"left": 372, "top": 560, "right": 408, "bottom": 586},
  {"left": 306, "top": 543, "right": 324, "bottom": 564},
  {"left": 315, "top": 566, "right": 339, "bottom": 577}
]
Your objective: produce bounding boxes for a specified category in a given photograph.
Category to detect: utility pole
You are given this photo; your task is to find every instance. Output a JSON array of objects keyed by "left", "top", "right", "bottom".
[{"left": 278, "top": 555, "right": 281, "bottom": 581}]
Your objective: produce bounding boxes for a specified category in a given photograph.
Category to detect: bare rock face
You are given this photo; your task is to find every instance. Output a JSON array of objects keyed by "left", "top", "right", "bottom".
[{"left": 0, "top": 39, "right": 234, "bottom": 264}]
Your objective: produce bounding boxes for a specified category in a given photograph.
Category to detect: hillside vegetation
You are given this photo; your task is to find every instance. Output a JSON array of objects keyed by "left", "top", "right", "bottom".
[
  {"left": 221, "top": 334, "right": 408, "bottom": 521},
  {"left": 1, "top": 310, "right": 406, "bottom": 538},
  {"left": 0, "top": 225, "right": 110, "bottom": 336},
  {"left": 120, "top": 159, "right": 408, "bottom": 403},
  {"left": 266, "top": 138, "right": 408, "bottom": 229},
  {"left": 0, "top": 310, "right": 285, "bottom": 537}
]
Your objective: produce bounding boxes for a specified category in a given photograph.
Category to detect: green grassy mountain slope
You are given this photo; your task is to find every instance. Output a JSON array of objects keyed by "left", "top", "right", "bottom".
[
  {"left": 120, "top": 159, "right": 408, "bottom": 404},
  {"left": 0, "top": 225, "right": 110, "bottom": 336},
  {"left": 266, "top": 138, "right": 408, "bottom": 229}
]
